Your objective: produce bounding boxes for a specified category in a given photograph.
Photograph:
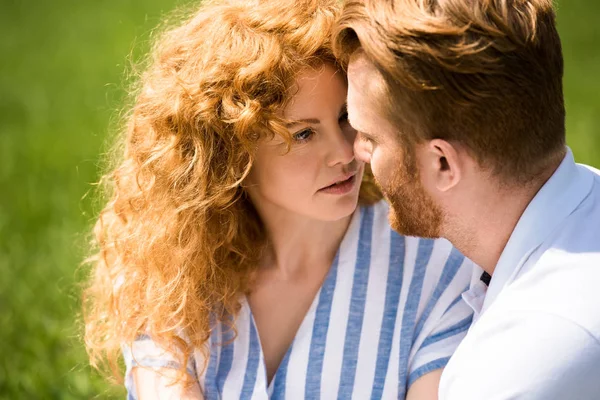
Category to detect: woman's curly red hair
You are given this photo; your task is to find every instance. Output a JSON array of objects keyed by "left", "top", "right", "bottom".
[{"left": 84, "top": 0, "right": 381, "bottom": 383}]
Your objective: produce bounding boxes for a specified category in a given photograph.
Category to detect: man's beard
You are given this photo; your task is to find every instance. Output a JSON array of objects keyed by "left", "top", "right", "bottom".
[{"left": 378, "top": 147, "right": 444, "bottom": 238}]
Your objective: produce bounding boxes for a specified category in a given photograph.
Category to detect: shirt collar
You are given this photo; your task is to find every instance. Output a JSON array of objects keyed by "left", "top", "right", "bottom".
[
  {"left": 481, "top": 147, "right": 594, "bottom": 313},
  {"left": 462, "top": 263, "right": 488, "bottom": 323}
]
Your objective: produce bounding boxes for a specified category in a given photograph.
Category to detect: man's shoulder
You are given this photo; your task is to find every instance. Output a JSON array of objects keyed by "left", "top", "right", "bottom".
[
  {"left": 507, "top": 164, "right": 600, "bottom": 332},
  {"left": 547, "top": 166, "right": 600, "bottom": 252},
  {"left": 441, "top": 307, "right": 600, "bottom": 399},
  {"left": 501, "top": 246, "right": 600, "bottom": 342},
  {"left": 444, "top": 254, "right": 600, "bottom": 398}
]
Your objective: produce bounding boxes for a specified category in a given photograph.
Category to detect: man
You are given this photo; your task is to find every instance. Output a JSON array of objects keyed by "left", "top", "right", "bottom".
[{"left": 333, "top": 0, "right": 600, "bottom": 398}]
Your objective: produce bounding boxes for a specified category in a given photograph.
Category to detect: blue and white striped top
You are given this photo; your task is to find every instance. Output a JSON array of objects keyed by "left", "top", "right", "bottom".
[{"left": 124, "top": 200, "right": 474, "bottom": 399}]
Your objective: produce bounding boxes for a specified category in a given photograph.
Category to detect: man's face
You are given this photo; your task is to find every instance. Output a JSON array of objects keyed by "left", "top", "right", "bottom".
[{"left": 346, "top": 52, "right": 443, "bottom": 238}]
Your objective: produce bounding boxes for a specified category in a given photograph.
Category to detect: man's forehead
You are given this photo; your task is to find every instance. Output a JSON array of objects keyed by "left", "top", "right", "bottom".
[
  {"left": 348, "top": 51, "right": 387, "bottom": 102},
  {"left": 348, "top": 50, "right": 373, "bottom": 75},
  {"left": 347, "top": 51, "right": 388, "bottom": 127}
]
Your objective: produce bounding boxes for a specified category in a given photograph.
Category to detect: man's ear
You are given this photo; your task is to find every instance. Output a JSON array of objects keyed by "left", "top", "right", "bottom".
[{"left": 422, "top": 139, "right": 463, "bottom": 192}]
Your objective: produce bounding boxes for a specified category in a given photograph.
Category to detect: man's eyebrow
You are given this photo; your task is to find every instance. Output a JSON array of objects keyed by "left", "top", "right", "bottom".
[
  {"left": 285, "top": 118, "right": 320, "bottom": 127},
  {"left": 348, "top": 116, "right": 378, "bottom": 140}
]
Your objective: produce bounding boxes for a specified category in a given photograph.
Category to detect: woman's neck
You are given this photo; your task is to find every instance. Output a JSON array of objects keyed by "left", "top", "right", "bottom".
[{"left": 253, "top": 200, "right": 354, "bottom": 279}]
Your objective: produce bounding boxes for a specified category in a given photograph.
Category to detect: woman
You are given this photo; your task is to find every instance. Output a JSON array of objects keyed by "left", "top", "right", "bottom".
[{"left": 84, "top": 0, "right": 474, "bottom": 398}]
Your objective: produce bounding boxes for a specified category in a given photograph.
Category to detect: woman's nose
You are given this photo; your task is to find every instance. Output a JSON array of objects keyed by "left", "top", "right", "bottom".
[{"left": 327, "top": 126, "right": 356, "bottom": 167}]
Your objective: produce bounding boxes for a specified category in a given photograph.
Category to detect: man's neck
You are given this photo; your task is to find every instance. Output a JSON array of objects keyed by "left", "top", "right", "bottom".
[{"left": 443, "top": 167, "right": 559, "bottom": 275}]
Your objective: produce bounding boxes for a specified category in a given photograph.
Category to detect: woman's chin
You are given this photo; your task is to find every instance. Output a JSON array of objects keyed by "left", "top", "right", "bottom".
[{"left": 315, "top": 195, "right": 360, "bottom": 222}]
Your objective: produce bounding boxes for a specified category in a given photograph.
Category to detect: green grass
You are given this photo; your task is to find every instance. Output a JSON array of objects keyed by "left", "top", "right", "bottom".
[
  {"left": 0, "top": 1, "right": 181, "bottom": 398},
  {"left": 1, "top": 0, "right": 599, "bottom": 398},
  {"left": 557, "top": 0, "right": 600, "bottom": 164}
]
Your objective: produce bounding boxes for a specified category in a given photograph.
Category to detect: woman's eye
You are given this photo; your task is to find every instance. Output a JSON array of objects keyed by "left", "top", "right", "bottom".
[{"left": 293, "top": 128, "right": 314, "bottom": 142}]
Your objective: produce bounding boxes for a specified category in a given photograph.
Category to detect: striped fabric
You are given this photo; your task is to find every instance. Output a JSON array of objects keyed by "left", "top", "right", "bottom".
[{"left": 123, "top": 200, "right": 473, "bottom": 399}]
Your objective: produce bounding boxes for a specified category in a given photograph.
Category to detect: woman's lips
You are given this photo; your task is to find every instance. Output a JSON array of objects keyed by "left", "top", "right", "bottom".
[{"left": 318, "top": 174, "right": 357, "bottom": 195}]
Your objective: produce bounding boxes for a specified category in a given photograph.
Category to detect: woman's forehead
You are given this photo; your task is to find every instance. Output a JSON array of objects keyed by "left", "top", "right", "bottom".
[{"left": 283, "top": 64, "right": 347, "bottom": 121}]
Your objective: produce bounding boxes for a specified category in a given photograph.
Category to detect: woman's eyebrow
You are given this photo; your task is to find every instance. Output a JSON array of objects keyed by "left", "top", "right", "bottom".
[
  {"left": 285, "top": 102, "right": 348, "bottom": 127},
  {"left": 285, "top": 117, "right": 320, "bottom": 127}
]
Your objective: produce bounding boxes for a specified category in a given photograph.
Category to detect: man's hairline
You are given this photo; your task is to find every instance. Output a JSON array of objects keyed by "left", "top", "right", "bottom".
[{"left": 347, "top": 48, "right": 412, "bottom": 143}]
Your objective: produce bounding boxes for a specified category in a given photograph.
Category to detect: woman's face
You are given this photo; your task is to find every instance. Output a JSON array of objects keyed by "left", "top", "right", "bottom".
[{"left": 246, "top": 63, "right": 364, "bottom": 222}]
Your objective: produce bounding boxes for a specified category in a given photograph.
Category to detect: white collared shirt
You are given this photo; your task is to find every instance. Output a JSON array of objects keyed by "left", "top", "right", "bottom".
[{"left": 439, "top": 148, "right": 600, "bottom": 399}]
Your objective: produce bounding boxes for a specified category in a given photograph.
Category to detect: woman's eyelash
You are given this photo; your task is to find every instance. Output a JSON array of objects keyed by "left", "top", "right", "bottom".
[
  {"left": 293, "top": 128, "right": 314, "bottom": 142},
  {"left": 292, "top": 111, "right": 347, "bottom": 142}
]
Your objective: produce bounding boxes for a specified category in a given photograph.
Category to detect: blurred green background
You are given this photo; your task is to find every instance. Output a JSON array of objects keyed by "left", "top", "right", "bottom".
[{"left": 0, "top": 0, "right": 598, "bottom": 398}]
